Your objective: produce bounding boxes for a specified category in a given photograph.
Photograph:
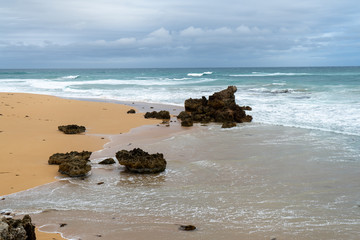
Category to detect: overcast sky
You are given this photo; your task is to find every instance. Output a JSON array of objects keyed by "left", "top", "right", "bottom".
[{"left": 1, "top": 0, "right": 360, "bottom": 68}]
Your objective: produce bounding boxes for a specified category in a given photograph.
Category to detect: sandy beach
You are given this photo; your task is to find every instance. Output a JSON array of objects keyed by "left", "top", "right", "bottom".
[{"left": 0, "top": 92, "right": 160, "bottom": 239}]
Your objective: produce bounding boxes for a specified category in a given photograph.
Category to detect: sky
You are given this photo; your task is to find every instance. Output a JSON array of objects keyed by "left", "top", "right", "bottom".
[{"left": 1, "top": 0, "right": 360, "bottom": 68}]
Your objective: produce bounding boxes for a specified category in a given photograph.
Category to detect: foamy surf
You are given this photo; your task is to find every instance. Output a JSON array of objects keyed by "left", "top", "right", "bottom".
[
  {"left": 187, "top": 71, "right": 213, "bottom": 77},
  {"left": 61, "top": 75, "right": 80, "bottom": 79}
]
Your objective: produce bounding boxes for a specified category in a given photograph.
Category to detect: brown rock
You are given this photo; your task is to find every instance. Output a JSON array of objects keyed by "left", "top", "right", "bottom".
[
  {"left": 144, "top": 110, "right": 170, "bottom": 119},
  {"left": 48, "top": 151, "right": 92, "bottom": 165},
  {"left": 180, "top": 86, "right": 252, "bottom": 126},
  {"left": 115, "top": 148, "right": 166, "bottom": 173},
  {"left": 98, "top": 158, "right": 116, "bottom": 165},
  {"left": 58, "top": 124, "right": 86, "bottom": 134},
  {"left": 179, "top": 225, "right": 196, "bottom": 231}
]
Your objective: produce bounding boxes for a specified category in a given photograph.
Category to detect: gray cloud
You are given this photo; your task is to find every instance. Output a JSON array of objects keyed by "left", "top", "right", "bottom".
[{"left": 1, "top": 0, "right": 359, "bottom": 68}]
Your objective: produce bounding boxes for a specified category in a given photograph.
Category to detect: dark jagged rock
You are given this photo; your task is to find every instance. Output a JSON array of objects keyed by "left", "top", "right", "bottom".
[
  {"left": 99, "top": 158, "right": 116, "bottom": 165},
  {"left": 178, "top": 86, "right": 252, "bottom": 128},
  {"left": 58, "top": 124, "right": 86, "bottom": 134},
  {"left": 48, "top": 151, "right": 92, "bottom": 165},
  {"left": 127, "top": 109, "right": 136, "bottom": 114},
  {"left": 58, "top": 159, "right": 91, "bottom": 177},
  {"left": 48, "top": 151, "right": 92, "bottom": 177},
  {"left": 115, "top": 148, "right": 166, "bottom": 173},
  {"left": 144, "top": 110, "right": 170, "bottom": 119},
  {"left": 179, "top": 225, "right": 196, "bottom": 231},
  {"left": 0, "top": 215, "right": 36, "bottom": 240},
  {"left": 177, "top": 111, "right": 193, "bottom": 127}
]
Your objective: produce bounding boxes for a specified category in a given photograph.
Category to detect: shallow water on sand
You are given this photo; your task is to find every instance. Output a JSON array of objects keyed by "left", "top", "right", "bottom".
[{"left": 1, "top": 123, "right": 360, "bottom": 240}]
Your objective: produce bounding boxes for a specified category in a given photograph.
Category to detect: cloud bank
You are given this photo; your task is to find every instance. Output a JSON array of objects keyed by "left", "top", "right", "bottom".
[{"left": 1, "top": 0, "right": 359, "bottom": 68}]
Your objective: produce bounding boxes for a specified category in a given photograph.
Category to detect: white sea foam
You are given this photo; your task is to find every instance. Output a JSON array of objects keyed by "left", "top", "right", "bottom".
[
  {"left": 187, "top": 71, "right": 213, "bottom": 77},
  {"left": 61, "top": 75, "right": 80, "bottom": 79}
]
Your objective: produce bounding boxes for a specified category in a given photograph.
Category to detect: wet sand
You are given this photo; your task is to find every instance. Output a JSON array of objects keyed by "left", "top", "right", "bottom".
[{"left": 0, "top": 92, "right": 160, "bottom": 239}]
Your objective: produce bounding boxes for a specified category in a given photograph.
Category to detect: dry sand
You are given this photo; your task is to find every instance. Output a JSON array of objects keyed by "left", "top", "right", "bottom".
[{"left": 0, "top": 92, "right": 160, "bottom": 239}]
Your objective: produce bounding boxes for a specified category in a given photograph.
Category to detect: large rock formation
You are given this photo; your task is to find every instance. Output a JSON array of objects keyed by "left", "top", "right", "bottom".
[
  {"left": 177, "top": 86, "right": 252, "bottom": 128},
  {"left": 115, "top": 148, "right": 166, "bottom": 173},
  {"left": 48, "top": 151, "right": 92, "bottom": 177},
  {"left": 144, "top": 111, "right": 170, "bottom": 119},
  {"left": 58, "top": 124, "right": 86, "bottom": 134},
  {"left": 0, "top": 215, "right": 36, "bottom": 240}
]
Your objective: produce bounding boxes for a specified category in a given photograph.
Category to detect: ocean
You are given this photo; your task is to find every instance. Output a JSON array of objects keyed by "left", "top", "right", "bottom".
[
  {"left": 1, "top": 67, "right": 360, "bottom": 239},
  {"left": 1, "top": 67, "right": 359, "bottom": 135}
]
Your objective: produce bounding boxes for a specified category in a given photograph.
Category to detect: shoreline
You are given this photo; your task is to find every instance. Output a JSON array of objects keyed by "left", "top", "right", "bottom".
[{"left": 0, "top": 92, "right": 163, "bottom": 239}]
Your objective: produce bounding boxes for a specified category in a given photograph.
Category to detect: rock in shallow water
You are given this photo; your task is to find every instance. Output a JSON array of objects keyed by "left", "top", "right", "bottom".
[
  {"left": 58, "top": 159, "right": 91, "bottom": 177},
  {"left": 178, "top": 86, "right": 252, "bottom": 128},
  {"left": 99, "top": 158, "right": 116, "bottom": 165},
  {"left": 115, "top": 148, "right": 166, "bottom": 173},
  {"left": 179, "top": 225, "right": 196, "bottom": 231}
]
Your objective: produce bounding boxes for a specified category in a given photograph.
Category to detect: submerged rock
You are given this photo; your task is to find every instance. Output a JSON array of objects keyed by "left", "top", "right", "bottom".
[
  {"left": 221, "top": 122, "right": 237, "bottom": 128},
  {"left": 144, "top": 110, "right": 170, "bottom": 119},
  {"left": 115, "top": 148, "right": 166, "bottom": 173},
  {"left": 99, "top": 158, "right": 116, "bottom": 165},
  {"left": 178, "top": 86, "right": 252, "bottom": 128},
  {"left": 179, "top": 225, "right": 196, "bottom": 231},
  {"left": 48, "top": 151, "right": 92, "bottom": 165},
  {"left": 0, "top": 215, "right": 36, "bottom": 240},
  {"left": 58, "top": 124, "right": 86, "bottom": 134}
]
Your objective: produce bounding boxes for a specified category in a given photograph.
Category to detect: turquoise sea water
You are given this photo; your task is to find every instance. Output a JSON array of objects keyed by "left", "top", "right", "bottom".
[
  {"left": 1, "top": 67, "right": 359, "bottom": 135},
  {"left": 1, "top": 67, "right": 360, "bottom": 239}
]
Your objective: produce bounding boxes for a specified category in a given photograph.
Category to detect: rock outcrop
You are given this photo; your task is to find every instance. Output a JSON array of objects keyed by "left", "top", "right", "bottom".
[
  {"left": 177, "top": 86, "right": 252, "bottom": 128},
  {"left": 115, "top": 148, "right": 167, "bottom": 173},
  {"left": 0, "top": 215, "right": 36, "bottom": 240},
  {"left": 144, "top": 111, "right": 170, "bottom": 119},
  {"left": 58, "top": 124, "right": 86, "bottom": 134},
  {"left": 48, "top": 151, "right": 92, "bottom": 177}
]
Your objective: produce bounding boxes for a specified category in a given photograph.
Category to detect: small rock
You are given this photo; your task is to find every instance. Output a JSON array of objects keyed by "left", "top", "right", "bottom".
[
  {"left": 60, "top": 223, "right": 67, "bottom": 227},
  {"left": 144, "top": 110, "right": 170, "bottom": 119},
  {"left": 127, "top": 109, "right": 136, "bottom": 114},
  {"left": 97, "top": 182, "right": 104, "bottom": 185},
  {"left": 58, "top": 124, "right": 86, "bottom": 134},
  {"left": 1, "top": 198, "right": 5, "bottom": 201},
  {"left": 98, "top": 158, "right": 116, "bottom": 165},
  {"left": 179, "top": 225, "right": 196, "bottom": 231}
]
